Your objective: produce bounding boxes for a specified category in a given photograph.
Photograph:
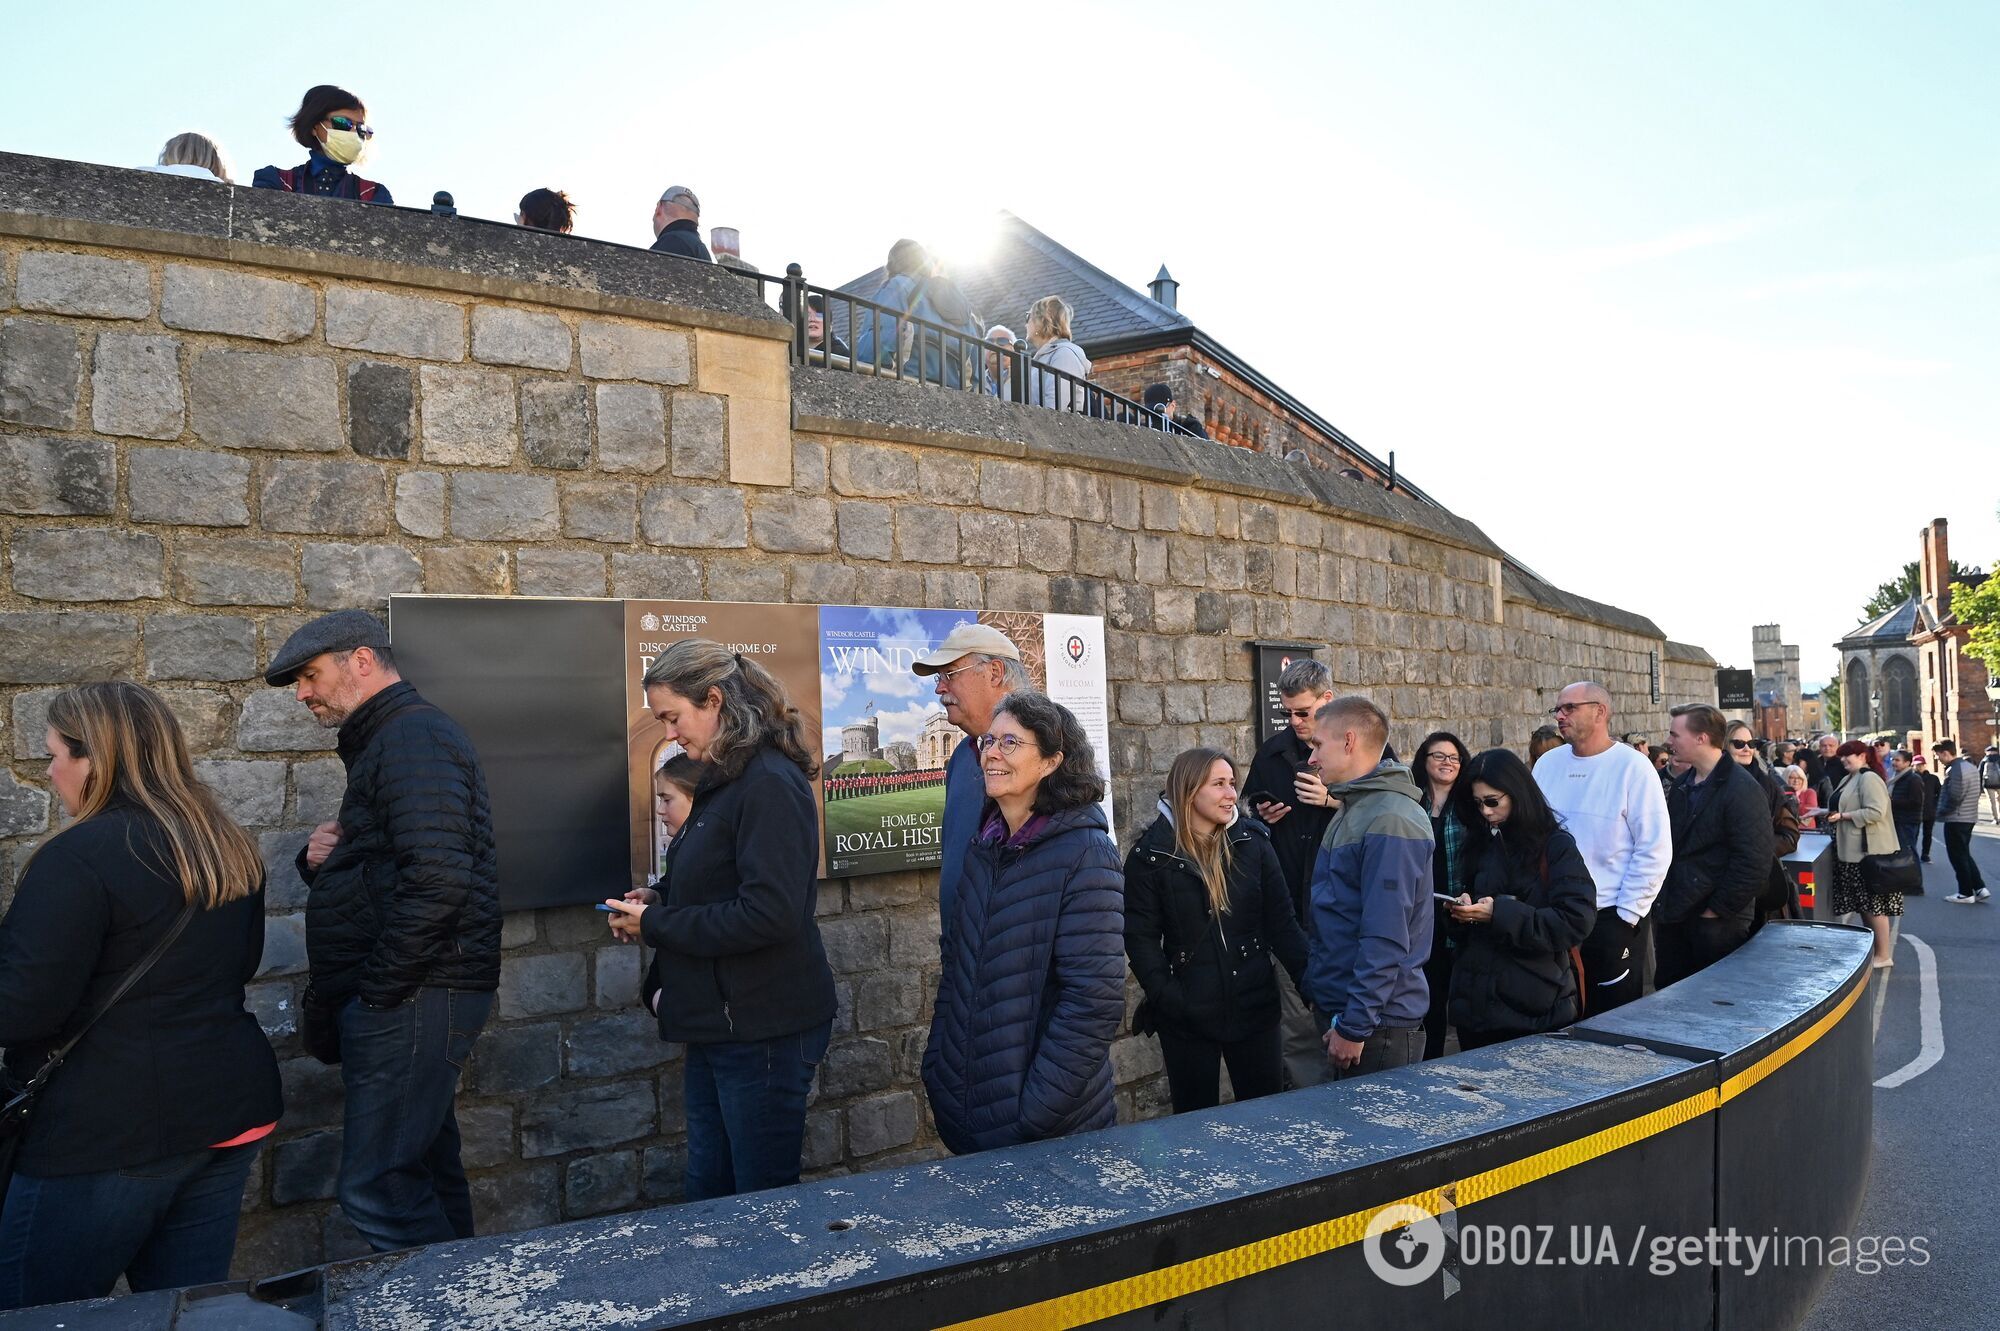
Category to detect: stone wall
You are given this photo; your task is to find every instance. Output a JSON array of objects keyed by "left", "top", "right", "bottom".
[{"left": 1, "top": 151, "right": 1714, "bottom": 1278}]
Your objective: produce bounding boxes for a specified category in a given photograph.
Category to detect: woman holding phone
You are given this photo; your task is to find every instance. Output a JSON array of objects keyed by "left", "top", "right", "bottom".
[
  {"left": 1412, "top": 731, "right": 1471, "bottom": 1059},
  {"left": 1444, "top": 749, "right": 1597, "bottom": 1049}
]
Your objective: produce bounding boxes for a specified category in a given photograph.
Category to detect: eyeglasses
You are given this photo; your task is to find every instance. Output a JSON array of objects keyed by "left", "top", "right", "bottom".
[
  {"left": 326, "top": 115, "right": 374, "bottom": 140},
  {"left": 1425, "top": 753, "right": 1461, "bottom": 766},
  {"left": 1550, "top": 701, "right": 1602, "bottom": 716},
  {"left": 975, "top": 733, "right": 1038, "bottom": 757},
  {"left": 934, "top": 661, "right": 988, "bottom": 686},
  {"left": 1728, "top": 739, "right": 1756, "bottom": 750},
  {"left": 1475, "top": 795, "right": 1505, "bottom": 809}
]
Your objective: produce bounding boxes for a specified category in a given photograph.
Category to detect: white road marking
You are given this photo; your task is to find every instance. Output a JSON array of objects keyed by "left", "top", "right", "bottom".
[{"left": 1875, "top": 933, "right": 1942, "bottom": 1089}]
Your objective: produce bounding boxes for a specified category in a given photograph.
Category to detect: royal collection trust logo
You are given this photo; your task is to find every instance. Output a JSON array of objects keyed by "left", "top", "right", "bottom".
[{"left": 1363, "top": 1203, "right": 1447, "bottom": 1287}]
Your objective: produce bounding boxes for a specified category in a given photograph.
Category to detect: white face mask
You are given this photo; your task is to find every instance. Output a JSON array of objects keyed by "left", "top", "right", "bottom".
[{"left": 320, "top": 126, "right": 368, "bottom": 167}]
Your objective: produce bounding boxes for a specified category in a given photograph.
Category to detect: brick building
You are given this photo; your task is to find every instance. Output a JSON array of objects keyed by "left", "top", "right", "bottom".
[
  {"left": 1911, "top": 517, "right": 1994, "bottom": 754},
  {"left": 837, "top": 213, "right": 1417, "bottom": 490}
]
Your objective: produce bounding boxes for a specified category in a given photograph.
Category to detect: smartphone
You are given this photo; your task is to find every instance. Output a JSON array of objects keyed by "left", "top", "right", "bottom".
[
  {"left": 594, "top": 902, "right": 617, "bottom": 912},
  {"left": 1242, "top": 790, "right": 1284, "bottom": 807},
  {"left": 1433, "top": 892, "right": 1461, "bottom": 903}
]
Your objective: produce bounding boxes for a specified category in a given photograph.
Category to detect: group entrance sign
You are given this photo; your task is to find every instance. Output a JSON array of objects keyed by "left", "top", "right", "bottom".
[{"left": 389, "top": 596, "right": 1110, "bottom": 911}]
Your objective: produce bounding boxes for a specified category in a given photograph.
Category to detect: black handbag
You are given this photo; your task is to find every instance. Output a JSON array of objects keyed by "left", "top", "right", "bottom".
[
  {"left": 1862, "top": 846, "right": 1922, "bottom": 894},
  {"left": 0, "top": 900, "right": 196, "bottom": 1194}
]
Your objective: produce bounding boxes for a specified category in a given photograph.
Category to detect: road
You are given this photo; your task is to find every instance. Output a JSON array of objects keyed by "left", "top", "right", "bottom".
[{"left": 1801, "top": 818, "right": 2000, "bottom": 1329}]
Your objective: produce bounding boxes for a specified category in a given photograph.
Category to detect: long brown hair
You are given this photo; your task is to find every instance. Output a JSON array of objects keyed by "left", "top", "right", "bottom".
[
  {"left": 642, "top": 639, "right": 819, "bottom": 782},
  {"left": 1165, "top": 747, "right": 1235, "bottom": 917},
  {"left": 40, "top": 682, "right": 261, "bottom": 908}
]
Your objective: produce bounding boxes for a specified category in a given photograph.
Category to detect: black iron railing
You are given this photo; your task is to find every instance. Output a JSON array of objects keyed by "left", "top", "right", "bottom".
[{"left": 734, "top": 264, "right": 1200, "bottom": 436}]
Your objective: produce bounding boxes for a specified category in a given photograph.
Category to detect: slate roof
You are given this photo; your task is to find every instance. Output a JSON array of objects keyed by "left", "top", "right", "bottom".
[{"left": 1837, "top": 595, "right": 1920, "bottom": 648}]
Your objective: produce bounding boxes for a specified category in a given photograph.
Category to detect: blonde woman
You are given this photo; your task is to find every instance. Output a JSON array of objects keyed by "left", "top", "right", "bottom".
[
  {"left": 148, "top": 131, "right": 232, "bottom": 183},
  {"left": 1026, "top": 294, "right": 1091, "bottom": 411},
  {"left": 1124, "top": 747, "right": 1309, "bottom": 1112},
  {"left": 0, "top": 683, "right": 281, "bottom": 1310}
]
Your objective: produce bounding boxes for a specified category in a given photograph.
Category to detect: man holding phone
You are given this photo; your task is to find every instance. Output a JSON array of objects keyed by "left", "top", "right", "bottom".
[{"left": 1245, "top": 659, "right": 1339, "bottom": 1087}]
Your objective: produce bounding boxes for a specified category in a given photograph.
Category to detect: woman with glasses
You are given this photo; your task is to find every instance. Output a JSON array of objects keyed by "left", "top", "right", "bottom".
[
  {"left": 1124, "top": 748, "right": 1308, "bottom": 1112},
  {"left": 1443, "top": 749, "right": 1597, "bottom": 1050},
  {"left": 252, "top": 85, "right": 393, "bottom": 204},
  {"left": 1725, "top": 720, "right": 1803, "bottom": 924},
  {"left": 923, "top": 692, "right": 1124, "bottom": 1153},
  {"left": 1412, "top": 731, "right": 1472, "bottom": 1059}
]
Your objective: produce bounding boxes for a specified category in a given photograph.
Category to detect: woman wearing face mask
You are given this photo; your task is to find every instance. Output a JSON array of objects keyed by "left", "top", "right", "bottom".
[
  {"left": 1444, "top": 749, "right": 1597, "bottom": 1050},
  {"left": 251, "top": 85, "right": 394, "bottom": 205},
  {"left": 1124, "top": 748, "right": 1309, "bottom": 1113}
]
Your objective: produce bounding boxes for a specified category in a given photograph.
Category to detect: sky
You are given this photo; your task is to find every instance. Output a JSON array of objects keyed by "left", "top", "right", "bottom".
[{"left": 5, "top": 0, "right": 1995, "bottom": 687}]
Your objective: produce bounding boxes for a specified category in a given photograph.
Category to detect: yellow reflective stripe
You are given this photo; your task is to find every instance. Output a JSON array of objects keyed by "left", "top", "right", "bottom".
[{"left": 938, "top": 971, "right": 1868, "bottom": 1331}]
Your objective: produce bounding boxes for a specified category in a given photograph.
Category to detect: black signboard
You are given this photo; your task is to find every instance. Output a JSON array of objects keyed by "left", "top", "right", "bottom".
[
  {"left": 1250, "top": 641, "right": 1325, "bottom": 745},
  {"left": 1716, "top": 667, "right": 1755, "bottom": 710}
]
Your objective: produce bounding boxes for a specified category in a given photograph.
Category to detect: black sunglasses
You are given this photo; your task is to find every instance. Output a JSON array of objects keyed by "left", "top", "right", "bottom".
[
  {"left": 1728, "top": 739, "right": 1756, "bottom": 750},
  {"left": 1475, "top": 794, "right": 1505, "bottom": 809}
]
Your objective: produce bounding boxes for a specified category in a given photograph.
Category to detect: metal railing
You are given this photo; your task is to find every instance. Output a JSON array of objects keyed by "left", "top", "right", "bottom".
[{"left": 735, "top": 264, "right": 1202, "bottom": 436}]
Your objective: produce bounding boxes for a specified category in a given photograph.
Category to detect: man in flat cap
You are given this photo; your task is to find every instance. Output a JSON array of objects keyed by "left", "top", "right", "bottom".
[
  {"left": 266, "top": 610, "right": 501, "bottom": 1253},
  {"left": 911, "top": 623, "right": 1030, "bottom": 942}
]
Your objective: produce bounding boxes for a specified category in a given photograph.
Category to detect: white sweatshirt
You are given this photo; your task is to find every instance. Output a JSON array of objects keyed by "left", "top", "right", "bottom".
[{"left": 1533, "top": 742, "right": 1673, "bottom": 923}]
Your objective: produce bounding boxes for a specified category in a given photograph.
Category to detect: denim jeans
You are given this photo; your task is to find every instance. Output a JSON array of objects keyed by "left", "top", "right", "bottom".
[
  {"left": 0, "top": 1141, "right": 259, "bottom": 1310},
  {"left": 338, "top": 987, "right": 492, "bottom": 1252},
  {"left": 683, "top": 1021, "right": 832, "bottom": 1202}
]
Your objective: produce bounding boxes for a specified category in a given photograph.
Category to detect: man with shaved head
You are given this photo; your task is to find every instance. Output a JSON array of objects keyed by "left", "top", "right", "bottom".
[{"left": 1532, "top": 681, "right": 1672, "bottom": 1011}]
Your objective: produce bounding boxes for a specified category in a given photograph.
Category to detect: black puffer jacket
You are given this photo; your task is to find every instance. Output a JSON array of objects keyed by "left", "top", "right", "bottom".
[
  {"left": 298, "top": 681, "right": 501, "bottom": 1006},
  {"left": 1447, "top": 826, "right": 1596, "bottom": 1038},
  {"left": 1124, "top": 808, "right": 1309, "bottom": 1044},
  {"left": 1657, "top": 758, "right": 1777, "bottom": 926}
]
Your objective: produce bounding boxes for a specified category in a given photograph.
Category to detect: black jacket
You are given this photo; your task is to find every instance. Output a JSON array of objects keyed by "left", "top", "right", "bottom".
[
  {"left": 1124, "top": 811, "right": 1309, "bottom": 1044},
  {"left": 1446, "top": 826, "right": 1597, "bottom": 1037},
  {"left": 0, "top": 803, "right": 283, "bottom": 1176},
  {"left": 298, "top": 682, "right": 501, "bottom": 1007},
  {"left": 1744, "top": 761, "right": 1802, "bottom": 913},
  {"left": 1887, "top": 770, "right": 1924, "bottom": 823},
  {"left": 650, "top": 218, "right": 712, "bottom": 262},
  {"left": 1657, "top": 758, "right": 1776, "bottom": 925},
  {"left": 1918, "top": 771, "right": 1940, "bottom": 821},
  {"left": 1245, "top": 728, "right": 1335, "bottom": 923},
  {"left": 641, "top": 743, "right": 836, "bottom": 1044}
]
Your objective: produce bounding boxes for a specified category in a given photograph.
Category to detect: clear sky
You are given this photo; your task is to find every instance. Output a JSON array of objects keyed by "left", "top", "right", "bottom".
[{"left": 6, "top": 0, "right": 1994, "bottom": 688}]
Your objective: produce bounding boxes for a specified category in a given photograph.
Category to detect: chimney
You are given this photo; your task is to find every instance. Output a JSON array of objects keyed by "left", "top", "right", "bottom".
[
  {"left": 1148, "top": 264, "right": 1178, "bottom": 310},
  {"left": 1920, "top": 517, "right": 1949, "bottom": 615}
]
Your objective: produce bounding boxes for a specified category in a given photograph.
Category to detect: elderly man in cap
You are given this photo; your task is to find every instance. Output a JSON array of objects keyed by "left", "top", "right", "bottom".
[
  {"left": 266, "top": 610, "right": 501, "bottom": 1253},
  {"left": 650, "top": 184, "right": 712, "bottom": 261},
  {"left": 911, "top": 623, "right": 1031, "bottom": 940}
]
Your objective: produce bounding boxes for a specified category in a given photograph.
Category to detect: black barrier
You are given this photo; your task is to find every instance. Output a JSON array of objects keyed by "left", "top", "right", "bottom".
[{"left": 0, "top": 925, "right": 1872, "bottom": 1330}]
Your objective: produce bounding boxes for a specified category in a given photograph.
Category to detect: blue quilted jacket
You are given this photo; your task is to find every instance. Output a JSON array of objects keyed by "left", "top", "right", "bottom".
[{"left": 922, "top": 802, "right": 1126, "bottom": 1155}]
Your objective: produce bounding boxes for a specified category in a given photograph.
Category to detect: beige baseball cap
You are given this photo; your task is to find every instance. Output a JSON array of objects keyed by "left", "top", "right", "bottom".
[{"left": 911, "top": 623, "right": 1022, "bottom": 675}]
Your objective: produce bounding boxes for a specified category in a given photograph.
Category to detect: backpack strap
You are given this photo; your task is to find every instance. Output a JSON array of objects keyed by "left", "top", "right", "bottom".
[
  {"left": 16, "top": 898, "right": 198, "bottom": 1098},
  {"left": 275, "top": 167, "right": 299, "bottom": 193}
]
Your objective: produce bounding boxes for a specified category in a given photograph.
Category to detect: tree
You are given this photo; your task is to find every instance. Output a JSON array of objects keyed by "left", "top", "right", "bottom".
[
  {"left": 1861, "top": 559, "right": 1980, "bottom": 619},
  {"left": 1822, "top": 683, "right": 1842, "bottom": 733},
  {"left": 1959, "top": 572, "right": 2000, "bottom": 676}
]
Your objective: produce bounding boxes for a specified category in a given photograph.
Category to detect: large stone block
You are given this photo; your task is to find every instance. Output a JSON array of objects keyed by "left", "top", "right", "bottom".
[
  {"left": 420, "top": 366, "right": 517, "bottom": 466},
  {"left": 472, "top": 305, "right": 571, "bottom": 371},
  {"left": 190, "top": 350, "right": 341, "bottom": 451},
  {"left": 14, "top": 688, "right": 60, "bottom": 758},
  {"left": 790, "top": 561, "right": 856, "bottom": 606},
  {"left": 458, "top": 1102, "right": 516, "bottom": 1171},
  {"left": 236, "top": 689, "right": 336, "bottom": 752},
  {"left": 0, "top": 435, "right": 114, "bottom": 515},
  {"left": 145, "top": 613, "right": 256, "bottom": 680},
  {"left": 979, "top": 459, "right": 1043, "bottom": 513},
  {"left": 256, "top": 912, "right": 307, "bottom": 976},
  {"left": 1044, "top": 469, "right": 1107, "bottom": 521},
  {"left": 894, "top": 505, "right": 959, "bottom": 563},
  {"left": 0, "top": 771, "right": 49, "bottom": 838},
  {"left": 580, "top": 319, "right": 691, "bottom": 385},
  {"left": 0, "top": 318, "right": 81, "bottom": 428},
  {"left": 639, "top": 484, "right": 746, "bottom": 549},
  {"left": 702, "top": 556, "right": 785, "bottom": 603},
  {"left": 173, "top": 537, "right": 296, "bottom": 606},
  {"left": 260, "top": 460, "right": 388, "bottom": 535},
  {"left": 669, "top": 392, "right": 725, "bottom": 479},
  {"left": 158, "top": 687, "right": 233, "bottom": 753},
  {"left": 129, "top": 447, "right": 250, "bottom": 527},
  {"left": 925, "top": 569, "right": 981, "bottom": 609},
  {"left": 424, "top": 545, "right": 510, "bottom": 595},
  {"left": 830, "top": 444, "right": 918, "bottom": 498},
  {"left": 596, "top": 383, "right": 667, "bottom": 473},
  {"left": 520, "top": 1083, "right": 656, "bottom": 1158},
  {"left": 610, "top": 553, "right": 701, "bottom": 599},
  {"left": 161, "top": 264, "right": 315, "bottom": 342},
  {"left": 192, "top": 759, "right": 287, "bottom": 827},
  {"left": 692, "top": 329, "right": 790, "bottom": 486},
  {"left": 819, "top": 1036, "right": 894, "bottom": 1098},
  {"left": 471, "top": 1021, "right": 561, "bottom": 1094},
  {"left": 957, "top": 511, "right": 1019, "bottom": 566},
  {"left": 835, "top": 500, "right": 894, "bottom": 561},
  {"left": 559, "top": 481, "right": 636, "bottom": 544},
  {"left": 450, "top": 473, "right": 559, "bottom": 541},
  {"left": 302, "top": 542, "right": 422, "bottom": 609},
  {"left": 516, "top": 382, "right": 588, "bottom": 471},
  {"left": 516, "top": 548, "right": 604, "bottom": 597},
  {"left": 499, "top": 951, "right": 587, "bottom": 1019},
  {"left": 17, "top": 251, "right": 150, "bottom": 320},
  {"left": 847, "top": 1091, "right": 919, "bottom": 1157},
  {"left": 91, "top": 333, "right": 184, "bottom": 439},
  {"left": 325, "top": 286, "right": 465, "bottom": 361},
  {"left": 346, "top": 361, "right": 414, "bottom": 460},
  {"left": 594, "top": 946, "right": 641, "bottom": 1009},
  {"left": 394, "top": 471, "right": 445, "bottom": 538},
  {"left": 10, "top": 528, "right": 164, "bottom": 602},
  {"left": 565, "top": 1151, "right": 640, "bottom": 1218},
  {"left": 1019, "top": 517, "right": 1073, "bottom": 572},
  {"left": 917, "top": 454, "right": 979, "bottom": 505},
  {"left": 291, "top": 757, "right": 347, "bottom": 824},
  {"left": 791, "top": 438, "right": 827, "bottom": 493},
  {"left": 749, "top": 494, "right": 834, "bottom": 554},
  {"left": 0, "top": 612, "right": 137, "bottom": 682},
  {"left": 565, "top": 1011, "right": 674, "bottom": 1078}
]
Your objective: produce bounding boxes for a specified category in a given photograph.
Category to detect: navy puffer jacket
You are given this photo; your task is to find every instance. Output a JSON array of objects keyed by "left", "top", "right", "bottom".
[{"left": 923, "top": 802, "right": 1125, "bottom": 1155}]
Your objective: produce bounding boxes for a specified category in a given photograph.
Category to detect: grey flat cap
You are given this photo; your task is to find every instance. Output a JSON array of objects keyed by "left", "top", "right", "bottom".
[{"left": 265, "top": 610, "right": 390, "bottom": 686}]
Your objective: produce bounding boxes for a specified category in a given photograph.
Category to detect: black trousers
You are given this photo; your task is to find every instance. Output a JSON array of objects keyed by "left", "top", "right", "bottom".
[
  {"left": 1943, "top": 822, "right": 1987, "bottom": 895},
  {"left": 1921, "top": 817, "right": 1936, "bottom": 859},
  {"left": 1422, "top": 931, "right": 1454, "bottom": 1059},
  {"left": 1579, "top": 908, "right": 1647, "bottom": 1012},
  {"left": 1654, "top": 911, "right": 1756, "bottom": 989},
  {"left": 1157, "top": 1024, "right": 1283, "bottom": 1113}
]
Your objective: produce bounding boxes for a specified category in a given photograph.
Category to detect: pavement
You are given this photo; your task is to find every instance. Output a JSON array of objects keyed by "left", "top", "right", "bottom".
[{"left": 1800, "top": 817, "right": 2000, "bottom": 1329}]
